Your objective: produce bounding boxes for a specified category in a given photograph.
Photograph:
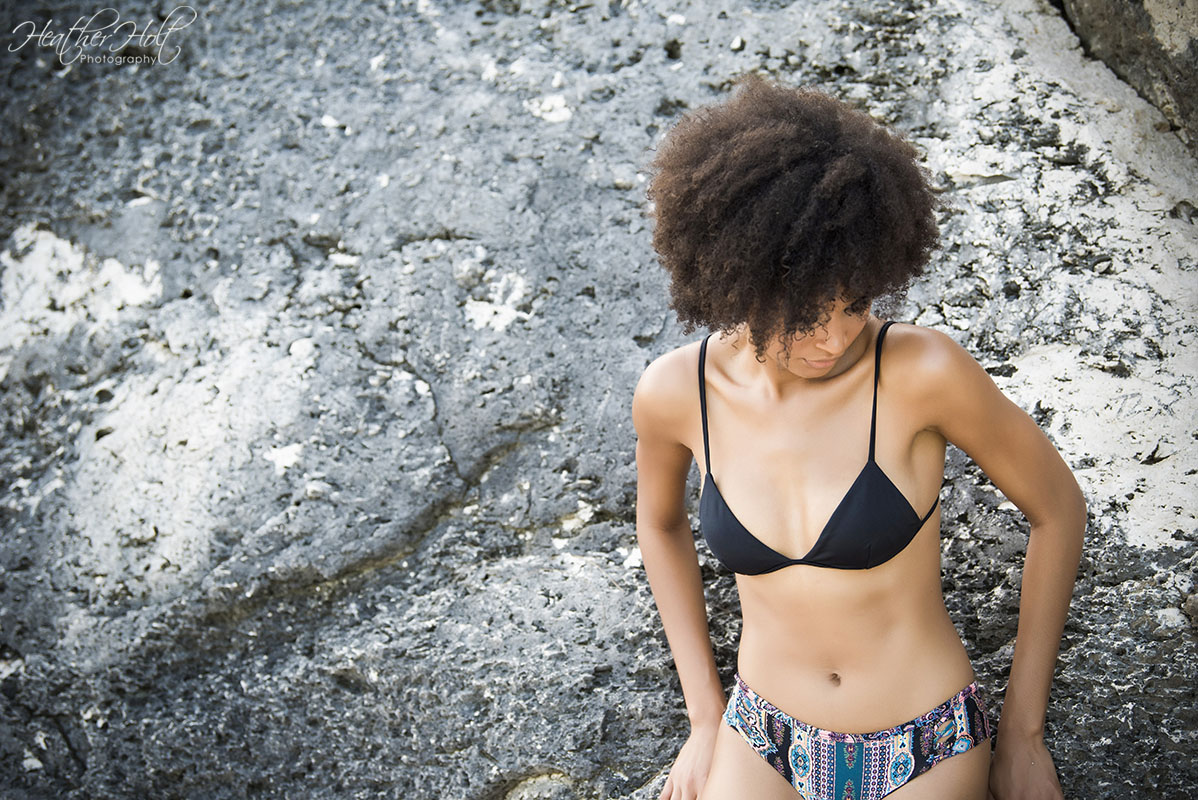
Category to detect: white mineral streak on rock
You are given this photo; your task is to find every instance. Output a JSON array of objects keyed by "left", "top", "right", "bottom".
[
  {"left": 463, "top": 271, "right": 531, "bottom": 331},
  {"left": 264, "top": 443, "right": 303, "bottom": 475},
  {"left": 0, "top": 224, "right": 162, "bottom": 382},
  {"left": 524, "top": 93, "right": 572, "bottom": 123},
  {"left": 505, "top": 773, "right": 575, "bottom": 798},
  {"left": 288, "top": 337, "right": 316, "bottom": 359},
  {"left": 327, "top": 251, "right": 359, "bottom": 266},
  {"left": 941, "top": 148, "right": 1020, "bottom": 187},
  {"left": 304, "top": 479, "right": 333, "bottom": 499},
  {"left": 560, "top": 500, "right": 595, "bottom": 532},
  {"left": 0, "top": 657, "right": 23, "bottom": 681},
  {"left": 22, "top": 748, "right": 42, "bottom": 771},
  {"left": 1154, "top": 607, "right": 1186, "bottom": 629}
]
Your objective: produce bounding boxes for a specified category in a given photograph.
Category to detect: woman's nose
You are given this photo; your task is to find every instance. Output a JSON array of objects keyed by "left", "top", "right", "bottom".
[{"left": 815, "top": 322, "right": 846, "bottom": 353}]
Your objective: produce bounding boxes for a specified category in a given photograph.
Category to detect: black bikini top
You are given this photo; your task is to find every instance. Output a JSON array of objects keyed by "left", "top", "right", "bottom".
[{"left": 698, "top": 320, "right": 939, "bottom": 574}]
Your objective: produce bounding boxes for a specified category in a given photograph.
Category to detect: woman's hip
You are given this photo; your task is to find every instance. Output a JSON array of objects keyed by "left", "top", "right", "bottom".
[{"left": 720, "top": 671, "right": 993, "bottom": 800}]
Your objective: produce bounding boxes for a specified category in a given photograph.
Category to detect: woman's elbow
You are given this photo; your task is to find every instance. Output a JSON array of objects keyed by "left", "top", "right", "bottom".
[
  {"left": 1064, "top": 473, "right": 1088, "bottom": 538},
  {"left": 1026, "top": 473, "right": 1087, "bottom": 540},
  {"left": 1041, "top": 478, "right": 1087, "bottom": 548}
]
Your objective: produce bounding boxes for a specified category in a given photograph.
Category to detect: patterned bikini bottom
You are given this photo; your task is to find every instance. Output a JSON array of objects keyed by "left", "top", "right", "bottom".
[{"left": 723, "top": 673, "right": 992, "bottom": 800}]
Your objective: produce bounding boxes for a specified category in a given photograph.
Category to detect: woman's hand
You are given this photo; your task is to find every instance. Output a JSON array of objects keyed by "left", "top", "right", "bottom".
[
  {"left": 987, "top": 731, "right": 1064, "bottom": 800},
  {"left": 659, "top": 720, "right": 719, "bottom": 800}
]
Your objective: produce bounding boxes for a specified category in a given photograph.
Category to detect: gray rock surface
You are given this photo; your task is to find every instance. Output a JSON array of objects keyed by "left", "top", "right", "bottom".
[
  {"left": 0, "top": 0, "right": 1195, "bottom": 798},
  {"left": 1061, "top": 0, "right": 1198, "bottom": 152}
]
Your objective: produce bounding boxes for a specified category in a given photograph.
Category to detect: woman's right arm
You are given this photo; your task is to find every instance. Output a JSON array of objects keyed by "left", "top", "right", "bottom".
[{"left": 632, "top": 351, "right": 727, "bottom": 800}]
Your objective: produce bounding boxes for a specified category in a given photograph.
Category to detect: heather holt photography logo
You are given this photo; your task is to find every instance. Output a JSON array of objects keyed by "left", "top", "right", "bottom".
[{"left": 8, "top": 6, "right": 198, "bottom": 66}]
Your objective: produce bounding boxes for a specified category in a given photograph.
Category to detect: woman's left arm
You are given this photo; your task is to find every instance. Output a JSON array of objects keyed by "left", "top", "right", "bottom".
[{"left": 912, "top": 327, "right": 1087, "bottom": 800}]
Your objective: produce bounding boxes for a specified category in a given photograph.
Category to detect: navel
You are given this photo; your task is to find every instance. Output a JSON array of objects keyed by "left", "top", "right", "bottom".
[{"left": 829, "top": 673, "right": 841, "bottom": 686}]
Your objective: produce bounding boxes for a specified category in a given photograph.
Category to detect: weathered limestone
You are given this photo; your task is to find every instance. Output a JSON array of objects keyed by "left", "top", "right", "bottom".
[
  {"left": 1, "top": 0, "right": 1194, "bottom": 798},
  {"left": 1061, "top": 0, "right": 1198, "bottom": 151}
]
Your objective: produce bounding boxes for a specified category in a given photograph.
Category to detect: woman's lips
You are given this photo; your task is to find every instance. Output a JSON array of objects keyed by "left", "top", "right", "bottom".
[{"left": 804, "top": 356, "right": 838, "bottom": 368}]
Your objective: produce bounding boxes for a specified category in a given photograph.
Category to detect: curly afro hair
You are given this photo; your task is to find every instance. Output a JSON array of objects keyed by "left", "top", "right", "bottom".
[{"left": 643, "top": 72, "right": 941, "bottom": 361}]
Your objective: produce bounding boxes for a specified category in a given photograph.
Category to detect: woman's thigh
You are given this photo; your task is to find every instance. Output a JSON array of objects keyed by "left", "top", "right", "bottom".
[
  {"left": 884, "top": 741, "right": 991, "bottom": 800},
  {"left": 700, "top": 722, "right": 798, "bottom": 800}
]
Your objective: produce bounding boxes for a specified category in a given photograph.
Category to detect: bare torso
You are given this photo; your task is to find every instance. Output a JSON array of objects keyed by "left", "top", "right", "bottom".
[{"left": 691, "top": 317, "right": 976, "bottom": 732}]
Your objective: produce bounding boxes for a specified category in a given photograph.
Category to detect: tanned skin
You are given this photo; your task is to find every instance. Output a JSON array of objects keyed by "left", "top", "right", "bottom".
[{"left": 633, "top": 301, "right": 1086, "bottom": 800}]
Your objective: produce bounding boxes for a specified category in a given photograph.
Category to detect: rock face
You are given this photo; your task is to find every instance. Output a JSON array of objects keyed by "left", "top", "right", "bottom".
[
  {"left": 0, "top": 0, "right": 1195, "bottom": 798},
  {"left": 1061, "top": 0, "right": 1198, "bottom": 152}
]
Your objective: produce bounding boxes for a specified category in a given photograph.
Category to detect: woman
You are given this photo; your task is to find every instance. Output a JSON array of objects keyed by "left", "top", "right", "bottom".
[{"left": 632, "top": 73, "right": 1086, "bottom": 800}]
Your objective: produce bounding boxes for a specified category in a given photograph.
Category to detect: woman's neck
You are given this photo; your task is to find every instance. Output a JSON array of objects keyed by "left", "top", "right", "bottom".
[{"left": 726, "top": 316, "right": 878, "bottom": 401}]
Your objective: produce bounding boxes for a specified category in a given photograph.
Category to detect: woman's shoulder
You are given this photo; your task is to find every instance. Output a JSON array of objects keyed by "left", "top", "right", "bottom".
[
  {"left": 631, "top": 338, "right": 704, "bottom": 436},
  {"left": 883, "top": 320, "right": 978, "bottom": 370},
  {"left": 880, "top": 320, "right": 986, "bottom": 400}
]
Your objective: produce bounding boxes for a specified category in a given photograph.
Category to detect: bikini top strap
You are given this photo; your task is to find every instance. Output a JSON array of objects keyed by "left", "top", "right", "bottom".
[
  {"left": 869, "top": 320, "right": 897, "bottom": 462},
  {"left": 698, "top": 334, "right": 713, "bottom": 475}
]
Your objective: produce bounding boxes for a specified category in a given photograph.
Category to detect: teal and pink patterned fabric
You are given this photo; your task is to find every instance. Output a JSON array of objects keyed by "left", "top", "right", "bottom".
[{"left": 723, "top": 673, "right": 992, "bottom": 799}]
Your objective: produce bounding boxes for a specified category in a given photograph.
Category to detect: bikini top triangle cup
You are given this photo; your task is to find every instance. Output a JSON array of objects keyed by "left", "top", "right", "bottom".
[{"left": 697, "top": 320, "right": 940, "bottom": 574}]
